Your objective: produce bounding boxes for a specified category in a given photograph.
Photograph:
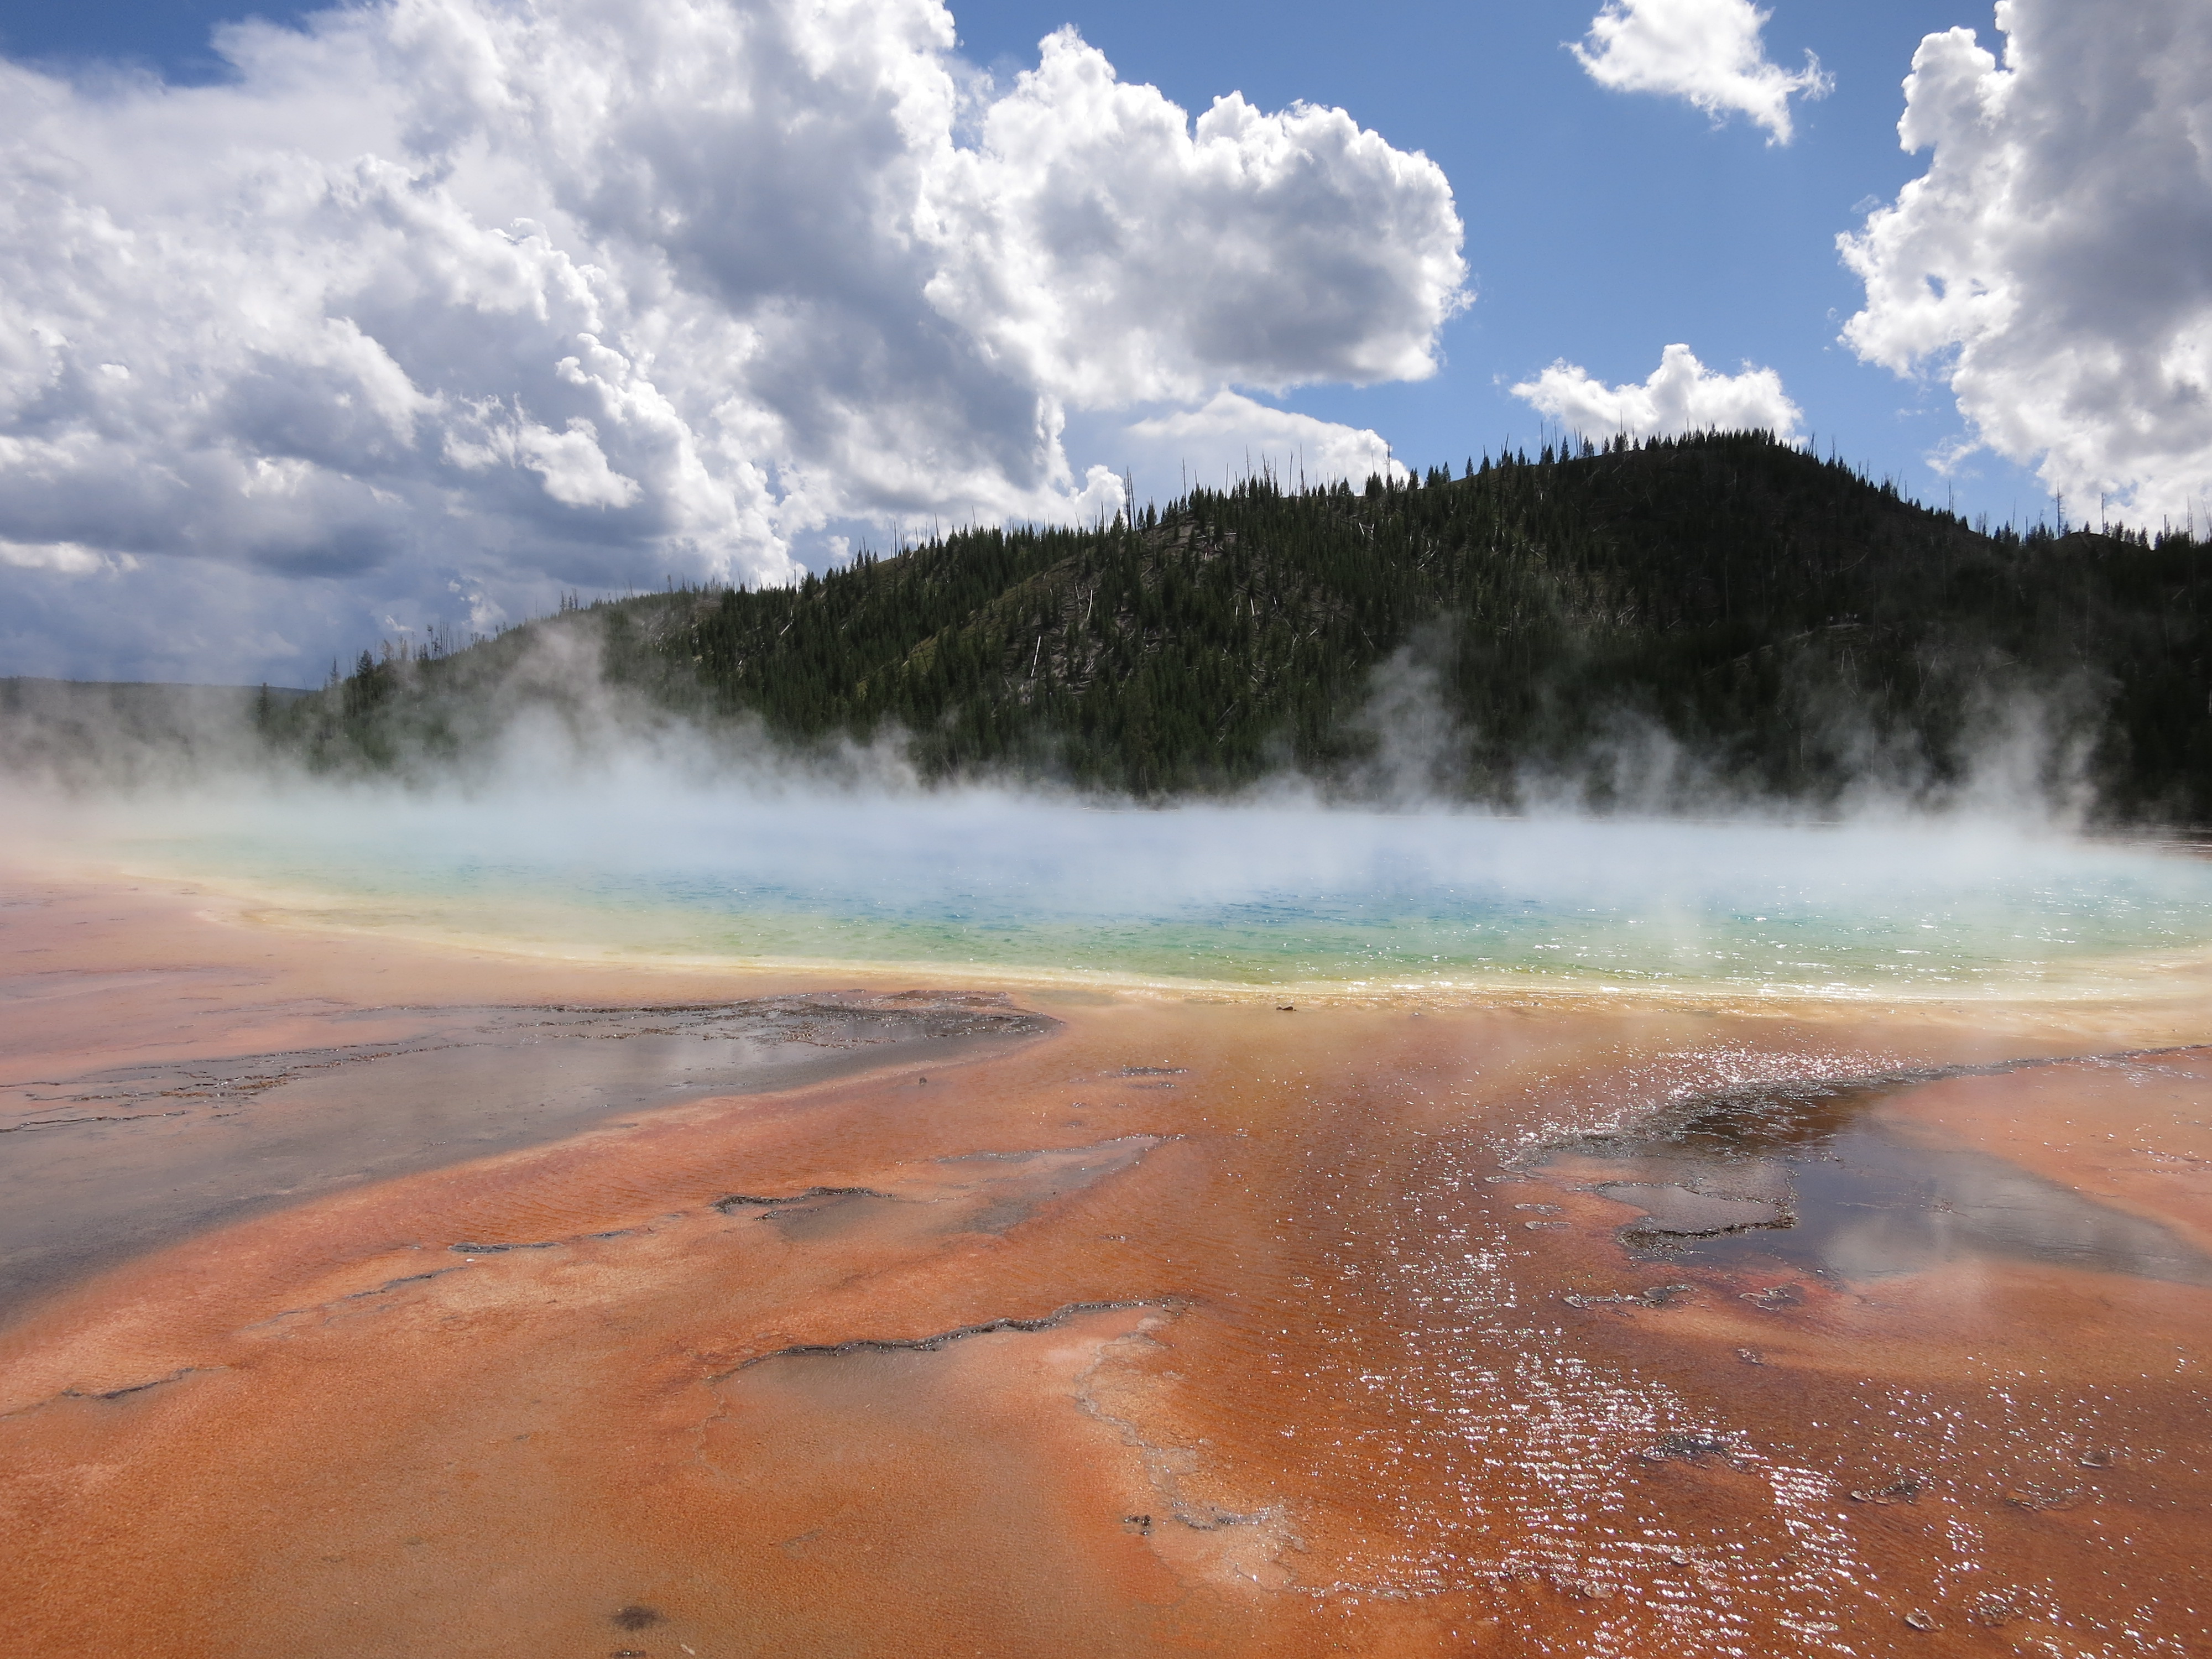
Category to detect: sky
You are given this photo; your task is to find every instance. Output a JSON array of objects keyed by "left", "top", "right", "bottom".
[{"left": 1, "top": 0, "right": 2206, "bottom": 684}]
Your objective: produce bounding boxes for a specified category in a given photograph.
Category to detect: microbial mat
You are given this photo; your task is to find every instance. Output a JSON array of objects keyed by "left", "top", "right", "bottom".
[{"left": 2, "top": 796, "right": 2207, "bottom": 1657}]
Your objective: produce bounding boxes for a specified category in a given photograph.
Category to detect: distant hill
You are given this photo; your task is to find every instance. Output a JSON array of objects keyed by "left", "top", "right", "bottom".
[{"left": 245, "top": 431, "right": 2211, "bottom": 820}]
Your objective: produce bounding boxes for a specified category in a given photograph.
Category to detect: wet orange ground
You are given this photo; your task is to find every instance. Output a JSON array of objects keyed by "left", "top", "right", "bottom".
[{"left": 2, "top": 869, "right": 2209, "bottom": 1658}]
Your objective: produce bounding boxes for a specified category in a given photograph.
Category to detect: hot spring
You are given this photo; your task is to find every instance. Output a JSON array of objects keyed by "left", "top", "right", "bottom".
[{"left": 67, "top": 787, "right": 2212, "bottom": 997}]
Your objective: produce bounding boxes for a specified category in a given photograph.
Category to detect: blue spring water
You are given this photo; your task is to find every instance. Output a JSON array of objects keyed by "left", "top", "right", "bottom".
[{"left": 121, "top": 792, "right": 2212, "bottom": 993}]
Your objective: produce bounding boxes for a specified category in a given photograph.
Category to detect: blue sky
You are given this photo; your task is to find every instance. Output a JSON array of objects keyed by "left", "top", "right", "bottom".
[
  {"left": 2, "top": 0, "right": 2199, "bottom": 681},
  {"left": 952, "top": 0, "right": 2053, "bottom": 523}
]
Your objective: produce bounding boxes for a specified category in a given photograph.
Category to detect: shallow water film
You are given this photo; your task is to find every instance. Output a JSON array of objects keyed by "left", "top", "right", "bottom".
[{"left": 2, "top": 810, "right": 2208, "bottom": 1657}]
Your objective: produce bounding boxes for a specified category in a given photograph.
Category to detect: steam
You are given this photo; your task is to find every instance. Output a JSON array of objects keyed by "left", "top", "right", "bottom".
[
  {"left": 1330, "top": 626, "right": 2107, "bottom": 830},
  {"left": 12, "top": 755, "right": 2206, "bottom": 998},
  {"left": 5, "top": 626, "right": 2205, "bottom": 998},
  {"left": 2, "top": 615, "right": 2117, "bottom": 831}
]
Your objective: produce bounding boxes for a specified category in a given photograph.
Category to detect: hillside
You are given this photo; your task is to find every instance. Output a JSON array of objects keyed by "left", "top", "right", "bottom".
[{"left": 263, "top": 432, "right": 2212, "bottom": 819}]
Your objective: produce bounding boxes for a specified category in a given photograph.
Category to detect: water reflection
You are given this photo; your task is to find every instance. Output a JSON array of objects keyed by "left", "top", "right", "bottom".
[{"left": 1542, "top": 1051, "right": 2212, "bottom": 1286}]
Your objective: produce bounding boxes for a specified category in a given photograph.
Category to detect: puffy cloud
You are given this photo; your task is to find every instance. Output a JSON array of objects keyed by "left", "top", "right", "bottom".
[
  {"left": 1510, "top": 343, "right": 1804, "bottom": 441},
  {"left": 1119, "top": 391, "right": 1405, "bottom": 496},
  {"left": 0, "top": 540, "right": 128, "bottom": 576},
  {"left": 1573, "top": 0, "right": 1830, "bottom": 144},
  {"left": 926, "top": 30, "right": 1466, "bottom": 406},
  {"left": 445, "top": 414, "right": 641, "bottom": 510},
  {"left": 1840, "top": 0, "right": 2212, "bottom": 525},
  {"left": 0, "top": 0, "right": 1464, "bottom": 679}
]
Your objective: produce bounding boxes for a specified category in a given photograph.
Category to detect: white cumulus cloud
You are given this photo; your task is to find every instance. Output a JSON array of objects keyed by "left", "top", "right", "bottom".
[
  {"left": 927, "top": 30, "right": 1467, "bottom": 406},
  {"left": 1119, "top": 390, "right": 1406, "bottom": 495},
  {"left": 1510, "top": 344, "right": 1803, "bottom": 442},
  {"left": 1573, "top": 0, "right": 1830, "bottom": 145},
  {"left": 0, "top": 0, "right": 1465, "bottom": 679},
  {"left": 0, "top": 539, "right": 128, "bottom": 576},
  {"left": 1840, "top": 0, "right": 2212, "bottom": 527}
]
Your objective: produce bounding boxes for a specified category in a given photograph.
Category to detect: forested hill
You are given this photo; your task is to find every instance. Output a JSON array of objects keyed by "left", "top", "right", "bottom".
[{"left": 268, "top": 431, "right": 2212, "bottom": 820}]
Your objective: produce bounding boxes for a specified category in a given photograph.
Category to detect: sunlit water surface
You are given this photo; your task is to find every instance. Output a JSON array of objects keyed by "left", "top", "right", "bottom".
[{"left": 86, "top": 790, "right": 2212, "bottom": 997}]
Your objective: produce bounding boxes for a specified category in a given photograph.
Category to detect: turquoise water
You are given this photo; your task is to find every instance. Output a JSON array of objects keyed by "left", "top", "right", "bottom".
[{"left": 106, "top": 792, "right": 2212, "bottom": 994}]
